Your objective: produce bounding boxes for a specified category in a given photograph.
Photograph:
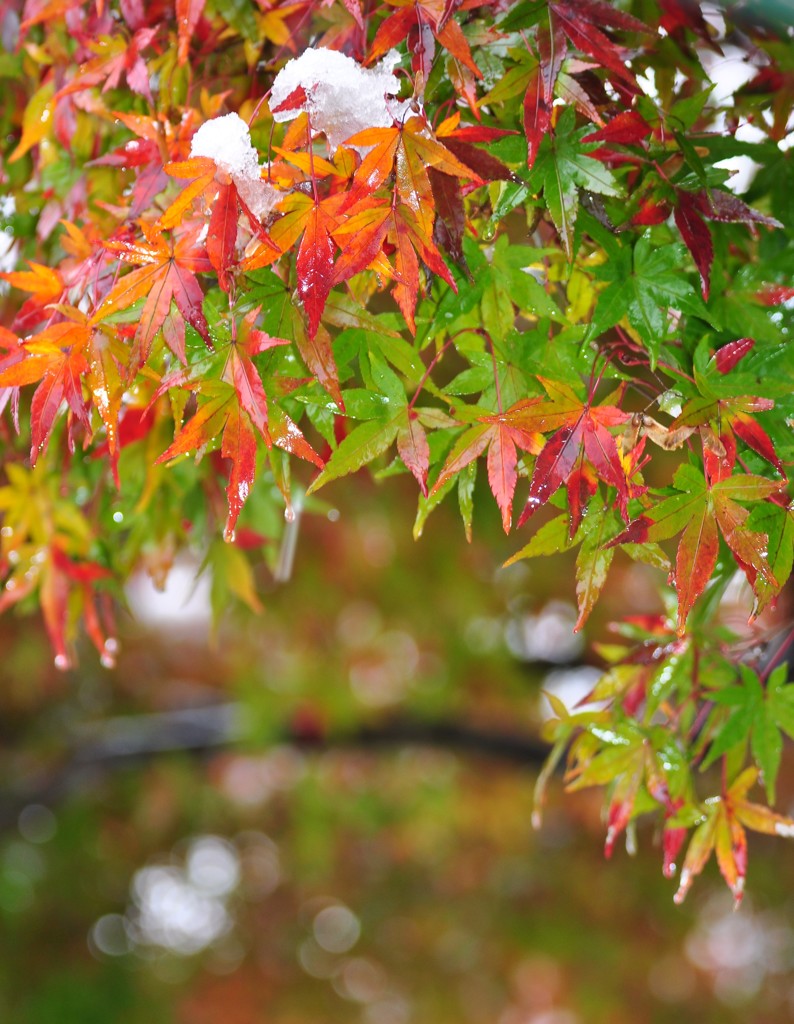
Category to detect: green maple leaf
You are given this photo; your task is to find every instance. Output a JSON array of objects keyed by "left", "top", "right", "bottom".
[
  {"left": 480, "top": 236, "right": 567, "bottom": 341},
  {"left": 307, "top": 356, "right": 431, "bottom": 495},
  {"left": 530, "top": 107, "right": 621, "bottom": 261},
  {"left": 746, "top": 502, "right": 794, "bottom": 615},
  {"left": 587, "top": 234, "right": 713, "bottom": 366},
  {"left": 706, "top": 664, "right": 794, "bottom": 804}
]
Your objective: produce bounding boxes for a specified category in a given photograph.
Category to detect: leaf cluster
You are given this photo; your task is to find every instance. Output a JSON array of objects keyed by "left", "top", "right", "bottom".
[{"left": 1, "top": 0, "right": 793, "bottom": 901}]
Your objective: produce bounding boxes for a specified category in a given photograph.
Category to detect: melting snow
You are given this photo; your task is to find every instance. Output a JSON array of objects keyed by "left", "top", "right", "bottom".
[
  {"left": 190, "top": 112, "right": 277, "bottom": 219},
  {"left": 270, "top": 47, "right": 409, "bottom": 153}
]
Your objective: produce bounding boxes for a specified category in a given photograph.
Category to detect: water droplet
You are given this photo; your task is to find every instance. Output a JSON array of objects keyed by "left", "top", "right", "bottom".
[
  {"left": 54, "top": 654, "right": 69, "bottom": 671},
  {"left": 284, "top": 505, "right": 296, "bottom": 523},
  {"left": 481, "top": 221, "right": 496, "bottom": 242}
]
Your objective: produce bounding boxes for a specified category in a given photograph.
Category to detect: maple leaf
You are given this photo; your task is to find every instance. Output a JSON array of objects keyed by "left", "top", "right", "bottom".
[
  {"left": 610, "top": 465, "right": 783, "bottom": 633},
  {"left": 332, "top": 196, "right": 456, "bottom": 335},
  {"left": 0, "top": 461, "right": 116, "bottom": 669},
  {"left": 344, "top": 116, "right": 479, "bottom": 218},
  {"left": 368, "top": 0, "right": 482, "bottom": 87},
  {"left": 156, "top": 309, "right": 322, "bottom": 539},
  {"left": 529, "top": 107, "right": 621, "bottom": 260},
  {"left": 582, "top": 110, "right": 653, "bottom": 148},
  {"left": 562, "top": 711, "right": 657, "bottom": 848},
  {"left": 431, "top": 119, "right": 519, "bottom": 264},
  {"left": 746, "top": 501, "right": 794, "bottom": 616},
  {"left": 523, "top": 16, "right": 566, "bottom": 170},
  {"left": 156, "top": 383, "right": 254, "bottom": 542},
  {"left": 397, "top": 411, "right": 432, "bottom": 497},
  {"left": 0, "top": 305, "right": 128, "bottom": 478},
  {"left": 658, "top": 0, "right": 722, "bottom": 50},
  {"left": 90, "top": 122, "right": 169, "bottom": 220},
  {"left": 674, "top": 767, "right": 794, "bottom": 906},
  {"left": 291, "top": 194, "right": 344, "bottom": 341},
  {"left": 436, "top": 116, "right": 521, "bottom": 182},
  {"left": 712, "top": 336, "right": 754, "bottom": 374},
  {"left": 673, "top": 187, "right": 782, "bottom": 300},
  {"left": 242, "top": 190, "right": 345, "bottom": 340},
  {"left": 206, "top": 179, "right": 242, "bottom": 294},
  {"left": 549, "top": 0, "right": 647, "bottom": 89},
  {"left": 587, "top": 233, "right": 711, "bottom": 367},
  {"left": 226, "top": 308, "right": 323, "bottom": 469},
  {"left": 673, "top": 189, "right": 714, "bottom": 300},
  {"left": 55, "top": 28, "right": 156, "bottom": 104},
  {"left": 431, "top": 400, "right": 545, "bottom": 531},
  {"left": 513, "top": 378, "right": 631, "bottom": 535},
  {"left": 176, "top": 0, "right": 206, "bottom": 66},
  {"left": 281, "top": 116, "right": 478, "bottom": 331},
  {"left": 703, "top": 663, "right": 794, "bottom": 805},
  {"left": 8, "top": 79, "right": 55, "bottom": 164},
  {"left": 695, "top": 189, "right": 782, "bottom": 230},
  {"left": 0, "top": 261, "right": 64, "bottom": 334},
  {"left": 306, "top": 355, "right": 434, "bottom": 496},
  {"left": 0, "top": 317, "right": 92, "bottom": 462},
  {"left": 91, "top": 221, "right": 211, "bottom": 369},
  {"left": 44, "top": 547, "right": 115, "bottom": 669},
  {"left": 508, "top": 0, "right": 647, "bottom": 148},
  {"left": 671, "top": 394, "right": 784, "bottom": 479},
  {"left": 157, "top": 157, "right": 219, "bottom": 232},
  {"left": 0, "top": 326, "right": 26, "bottom": 428}
]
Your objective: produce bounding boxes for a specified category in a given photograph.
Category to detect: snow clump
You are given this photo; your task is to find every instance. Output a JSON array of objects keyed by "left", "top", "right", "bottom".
[
  {"left": 269, "top": 47, "right": 409, "bottom": 153},
  {"left": 189, "top": 112, "right": 277, "bottom": 220}
]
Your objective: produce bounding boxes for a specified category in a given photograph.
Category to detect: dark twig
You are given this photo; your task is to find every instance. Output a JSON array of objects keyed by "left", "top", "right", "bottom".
[{"left": 0, "top": 704, "right": 551, "bottom": 831}]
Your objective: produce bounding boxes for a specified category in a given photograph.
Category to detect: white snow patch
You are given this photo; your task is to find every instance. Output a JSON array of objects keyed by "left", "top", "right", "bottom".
[
  {"left": 269, "top": 47, "right": 410, "bottom": 153},
  {"left": 190, "top": 112, "right": 277, "bottom": 220},
  {"left": 0, "top": 229, "right": 16, "bottom": 274},
  {"left": 0, "top": 194, "right": 16, "bottom": 275}
]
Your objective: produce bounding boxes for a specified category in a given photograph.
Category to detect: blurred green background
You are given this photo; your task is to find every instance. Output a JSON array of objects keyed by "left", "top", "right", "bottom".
[{"left": 2, "top": 472, "right": 794, "bottom": 1024}]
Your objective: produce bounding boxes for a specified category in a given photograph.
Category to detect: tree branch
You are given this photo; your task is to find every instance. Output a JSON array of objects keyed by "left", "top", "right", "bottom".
[{"left": 0, "top": 704, "right": 551, "bottom": 830}]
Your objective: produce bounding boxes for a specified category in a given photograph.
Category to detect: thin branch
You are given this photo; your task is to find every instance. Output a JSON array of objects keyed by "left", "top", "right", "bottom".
[{"left": 0, "top": 704, "right": 551, "bottom": 831}]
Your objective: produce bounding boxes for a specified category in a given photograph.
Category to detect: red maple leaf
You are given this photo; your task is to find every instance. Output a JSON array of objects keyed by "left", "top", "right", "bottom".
[
  {"left": 368, "top": 0, "right": 483, "bottom": 89},
  {"left": 431, "top": 400, "right": 545, "bottom": 532},
  {"left": 55, "top": 26, "right": 157, "bottom": 104},
  {"left": 513, "top": 378, "right": 632, "bottom": 534},
  {"left": 91, "top": 220, "right": 212, "bottom": 368},
  {"left": 0, "top": 316, "right": 92, "bottom": 462},
  {"left": 155, "top": 309, "right": 323, "bottom": 539}
]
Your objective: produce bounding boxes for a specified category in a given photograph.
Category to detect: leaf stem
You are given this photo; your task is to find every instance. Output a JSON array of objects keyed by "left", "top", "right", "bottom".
[
  {"left": 759, "top": 625, "right": 794, "bottom": 684},
  {"left": 407, "top": 338, "right": 456, "bottom": 411},
  {"left": 486, "top": 331, "right": 503, "bottom": 413}
]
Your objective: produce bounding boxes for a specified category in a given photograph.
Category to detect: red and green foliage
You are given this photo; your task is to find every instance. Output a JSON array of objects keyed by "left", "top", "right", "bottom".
[{"left": 1, "top": 0, "right": 794, "bottom": 903}]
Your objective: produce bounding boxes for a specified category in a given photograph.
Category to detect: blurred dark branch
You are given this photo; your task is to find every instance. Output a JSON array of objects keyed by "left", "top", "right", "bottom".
[{"left": 0, "top": 704, "right": 551, "bottom": 831}]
